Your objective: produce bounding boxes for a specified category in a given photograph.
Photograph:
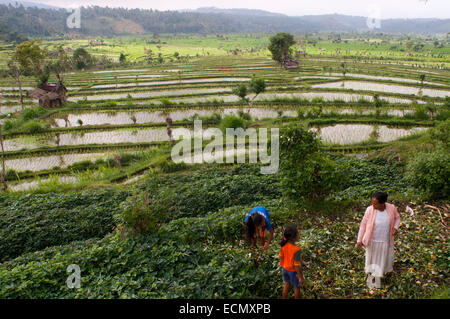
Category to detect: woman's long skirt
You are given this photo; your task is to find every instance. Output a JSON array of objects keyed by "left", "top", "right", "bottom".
[{"left": 365, "top": 241, "right": 394, "bottom": 277}]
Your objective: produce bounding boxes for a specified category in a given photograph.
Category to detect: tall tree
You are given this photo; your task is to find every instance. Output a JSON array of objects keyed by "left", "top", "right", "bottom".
[
  {"left": 73, "top": 48, "right": 92, "bottom": 70},
  {"left": 9, "top": 40, "right": 46, "bottom": 110},
  {"left": 12, "top": 40, "right": 46, "bottom": 79},
  {"left": 7, "top": 60, "right": 24, "bottom": 110},
  {"left": 47, "top": 45, "right": 70, "bottom": 82},
  {"left": 247, "top": 76, "right": 266, "bottom": 110},
  {"left": 268, "top": 32, "right": 296, "bottom": 68}
]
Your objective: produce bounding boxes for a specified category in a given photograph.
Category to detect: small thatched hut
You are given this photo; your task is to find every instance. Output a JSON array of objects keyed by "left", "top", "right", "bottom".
[{"left": 29, "top": 81, "right": 67, "bottom": 108}]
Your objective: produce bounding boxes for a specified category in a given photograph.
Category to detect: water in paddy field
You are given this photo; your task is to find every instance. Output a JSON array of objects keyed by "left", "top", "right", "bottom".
[
  {"left": 312, "top": 81, "right": 450, "bottom": 98},
  {"left": 5, "top": 126, "right": 259, "bottom": 151},
  {"left": 255, "top": 92, "right": 416, "bottom": 104},
  {"left": 0, "top": 103, "right": 38, "bottom": 115},
  {"left": 376, "top": 126, "right": 428, "bottom": 142},
  {"left": 50, "top": 108, "right": 298, "bottom": 127},
  {"left": 310, "top": 124, "right": 428, "bottom": 145},
  {"left": 89, "top": 77, "right": 251, "bottom": 89},
  {"left": 67, "top": 88, "right": 233, "bottom": 101},
  {"left": 92, "top": 69, "right": 150, "bottom": 74},
  {"left": 97, "top": 74, "right": 168, "bottom": 79},
  {"left": 320, "top": 108, "right": 415, "bottom": 117},
  {"left": 9, "top": 175, "right": 78, "bottom": 192},
  {"left": 327, "top": 73, "right": 449, "bottom": 87},
  {"left": 3, "top": 129, "right": 166, "bottom": 151},
  {"left": 4, "top": 152, "right": 111, "bottom": 172},
  {"left": 178, "top": 146, "right": 261, "bottom": 164},
  {"left": 0, "top": 87, "right": 34, "bottom": 90}
]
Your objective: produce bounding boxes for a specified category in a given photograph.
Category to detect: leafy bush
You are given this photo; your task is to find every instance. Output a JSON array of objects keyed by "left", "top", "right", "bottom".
[
  {"left": 405, "top": 147, "right": 450, "bottom": 199},
  {"left": 94, "top": 158, "right": 106, "bottom": 166},
  {"left": 414, "top": 106, "right": 429, "bottom": 120},
  {"left": 69, "top": 160, "right": 97, "bottom": 171},
  {"left": 232, "top": 83, "right": 248, "bottom": 101},
  {"left": 159, "top": 98, "right": 172, "bottom": 106},
  {"left": 21, "top": 106, "right": 46, "bottom": 121},
  {"left": 237, "top": 110, "right": 252, "bottom": 121},
  {"left": 279, "top": 125, "right": 343, "bottom": 200},
  {"left": 429, "top": 119, "right": 449, "bottom": 146},
  {"left": 156, "top": 158, "right": 187, "bottom": 173},
  {"left": 1, "top": 119, "right": 14, "bottom": 131},
  {"left": 117, "top": 192, "right": 164, "bottom": 234},
  {"left": 220, "top": 115, "right": 247, "bottom": 132},
  {"left": 22, "top": 121, "right": 48, "bottom": 134},
  {"left": 436, "top": 108, "right": 450, "bottom": 121},
  {"left": 5, "top": 169, "right": 18, "bottom": 181}
]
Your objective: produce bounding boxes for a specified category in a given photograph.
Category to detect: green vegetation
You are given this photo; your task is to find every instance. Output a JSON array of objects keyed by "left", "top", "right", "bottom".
[
  {"left": 280, "top": 125, "right": 343, "bottom": 200},
  {"left": 0, "top": 29, "right": 448, "bottom": 300}
]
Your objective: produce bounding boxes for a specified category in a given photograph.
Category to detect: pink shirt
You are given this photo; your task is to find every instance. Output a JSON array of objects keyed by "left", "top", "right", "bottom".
[{"left": 357, "top": 202, "right": 401, "bottom": 247}]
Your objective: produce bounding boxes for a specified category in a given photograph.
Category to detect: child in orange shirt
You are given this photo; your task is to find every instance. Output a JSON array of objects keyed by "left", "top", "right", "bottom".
[{"left": 279, "top": 225, "right": 305, "bottom": 299}]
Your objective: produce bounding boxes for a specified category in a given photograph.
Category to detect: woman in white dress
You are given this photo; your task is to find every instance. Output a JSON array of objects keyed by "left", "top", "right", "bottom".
[{"left": 356, "top": 192, "right": 401, "bottom": 285}]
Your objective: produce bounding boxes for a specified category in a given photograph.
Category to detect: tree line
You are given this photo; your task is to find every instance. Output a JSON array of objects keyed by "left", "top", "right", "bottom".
[{"left": 1, "top": 4, "right": 449, "bottom": 40}]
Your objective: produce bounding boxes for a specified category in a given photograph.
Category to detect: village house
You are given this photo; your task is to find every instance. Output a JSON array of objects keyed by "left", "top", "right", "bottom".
[{"left": 29, "top": 81, "right": 67, "bottom": 108}]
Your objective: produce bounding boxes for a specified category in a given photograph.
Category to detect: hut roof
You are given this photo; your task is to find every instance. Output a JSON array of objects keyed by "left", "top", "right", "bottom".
[
  {"left": 29, "top": 88, "right": 59, "bottom": 100},
  {"left": 29, "top": 82, "right": 66, "bottom": 101}
]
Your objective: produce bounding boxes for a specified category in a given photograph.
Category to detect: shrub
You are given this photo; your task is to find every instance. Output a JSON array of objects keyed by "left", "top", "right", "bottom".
[
  {"left": 156, "top": 158, "right": 187, "bottom": 173},
  {"left": 94, "top": 159, "right": 106, "bottom": 166},
  {"left": 414, "top": 106, "right": 429, "bottom": 120},
  {"left": 1, "top": 119, "right": 14, "bottom": 131},
  {"left": 429, "top": 119, "right": 449, "bottom": 146},
  {"left": 232, "top": 83, "right": 248, "bottom": 101},
  {"left": 70, "top": 160, "right": 94, "bottom": 171},
  {"left": 5, "top": 169, "right": 17, "bottom": 181},
  {"left": 22, "top": 121, "right": 47, "bottom": 134},
  {"left": 307, "top": 106, "right": 322, "bottom": 118},
  {"left": 117, "top": 192, "right": 162, "bottom": 234},
  {"left": 118, "top": 153, "right": 139, "bottom": 166},
  {"left": 279, "top": 125, "right": 343, "bottom": 200},
  {"left": 159, "top": 98, "right": 172, "bottom": 106},
  {"left": 237, "top": 110, "right": 251, "bottom": 121},
  {"left": 436, "top": 108, "right": 450, "bottom": 121},
  {"left": 22, "top": 106, "right": 46, "bottom": 121},
  {"left": 220, "top": 115, "right": 247, "bottom": 132},
  {"left": 405, "top": 147, "right": 450, "bottom": 199}
]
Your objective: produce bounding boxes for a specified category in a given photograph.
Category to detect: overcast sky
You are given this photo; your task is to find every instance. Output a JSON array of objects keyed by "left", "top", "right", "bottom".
[{"left": 36, "top": 0, "right": 449, "bottom": 19}]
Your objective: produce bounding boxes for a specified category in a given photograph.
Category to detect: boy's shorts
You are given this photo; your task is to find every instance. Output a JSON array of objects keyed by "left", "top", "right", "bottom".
[{"left": 282, "top": 268, "right": 300, "bottom": 287}]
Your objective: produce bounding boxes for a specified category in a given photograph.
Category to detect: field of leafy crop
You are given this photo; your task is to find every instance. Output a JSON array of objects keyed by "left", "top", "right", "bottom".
[{"left": 0, "top": 34, "right": 448, "bottom": 298}]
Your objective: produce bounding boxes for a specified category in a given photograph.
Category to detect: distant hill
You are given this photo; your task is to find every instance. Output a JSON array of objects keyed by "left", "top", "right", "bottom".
[
  {"left": 180, "top": 7, "right": 286, "bottom": 17},
  {"left": 0, "top": 4, "right": 448, "bottom": 39}
]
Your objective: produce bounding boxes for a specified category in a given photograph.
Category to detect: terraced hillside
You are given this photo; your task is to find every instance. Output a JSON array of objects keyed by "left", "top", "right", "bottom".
[{"left": 0, "top": 37, "right": 448, "bottom": 299}]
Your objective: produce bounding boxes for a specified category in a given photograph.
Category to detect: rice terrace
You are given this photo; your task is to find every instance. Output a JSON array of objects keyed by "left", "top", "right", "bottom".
[{"left": 0, "top": 1, "right": 448, "bottom": 301}]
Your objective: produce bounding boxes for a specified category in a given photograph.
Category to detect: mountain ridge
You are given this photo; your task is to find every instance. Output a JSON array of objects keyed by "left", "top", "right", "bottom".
[{"left": 0, "top": 4, "right": 448, "bottom": 38}]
